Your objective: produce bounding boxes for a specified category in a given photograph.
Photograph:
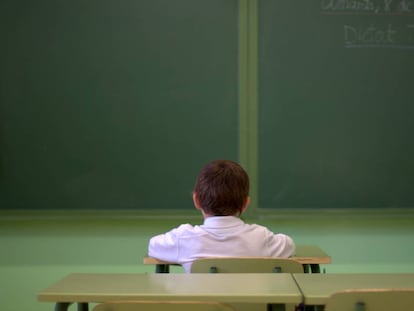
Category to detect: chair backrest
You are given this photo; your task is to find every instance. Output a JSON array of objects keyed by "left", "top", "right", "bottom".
[
  {"left": 93, "top": 301, "right": 236, "bottom": 311},
  {"left": 190, "top": 257, "right": 304, "bottom": 273},
  {"left": 324, "top": 288, "right": 414, "bottom": 311}
]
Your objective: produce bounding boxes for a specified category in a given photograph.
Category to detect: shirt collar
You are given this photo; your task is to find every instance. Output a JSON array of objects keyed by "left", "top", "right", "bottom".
[{"left": 202, "top": 216, "right": 244, "bottom": 228}]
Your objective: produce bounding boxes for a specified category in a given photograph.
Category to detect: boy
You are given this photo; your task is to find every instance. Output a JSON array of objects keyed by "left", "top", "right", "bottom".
[{"left": 148, "top": 159, "right": 295, "bottom": 273}]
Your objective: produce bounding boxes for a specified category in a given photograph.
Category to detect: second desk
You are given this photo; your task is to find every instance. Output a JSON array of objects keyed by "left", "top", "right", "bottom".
[
  {"left": 144, "top": 245, "right": 331, "bottom": 273},
  {"left": 38, "top": 273, "right": 302, "bottom": 311}
]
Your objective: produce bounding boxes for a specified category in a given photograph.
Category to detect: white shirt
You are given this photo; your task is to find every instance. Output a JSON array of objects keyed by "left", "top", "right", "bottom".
[{"left": 148, "top": 216, "right": 296, "bottom": 273}]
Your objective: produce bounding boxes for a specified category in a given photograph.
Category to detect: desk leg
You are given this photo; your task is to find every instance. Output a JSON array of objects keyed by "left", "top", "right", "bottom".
[
  {"left": 155, "top": 264, "right": 170, "bottom": 273},
  {"left": 55, "top": 302, "right": 72, "bottom": 311},
  {"left": 302, "top": 264, "right": 321, "bottom": 274},
  {"left": 268, "top": 303, "right": 286, "bottom": 311},
  {"left": 310, "top": 264, "right": 320, "bottom": 274},
  {"left": 54, "top": 302, "right": 88, "bottom": 311},
  {"left": 78, "top": 302, "right": 89, "bottom": 311}
]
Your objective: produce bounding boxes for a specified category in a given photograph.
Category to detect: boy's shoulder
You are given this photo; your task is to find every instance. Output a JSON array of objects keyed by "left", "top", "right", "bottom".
[
  {"left": 172, "top": 223, "right": 199, "bottom": 233},
  {"left": 176, "top": 223, "right": 196, "bottom": 229}
]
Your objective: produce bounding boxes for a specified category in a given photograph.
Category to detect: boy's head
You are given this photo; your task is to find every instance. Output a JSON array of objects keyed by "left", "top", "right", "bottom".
[{"left": 193, "top": 160, "right": 250, "bottom": 217}]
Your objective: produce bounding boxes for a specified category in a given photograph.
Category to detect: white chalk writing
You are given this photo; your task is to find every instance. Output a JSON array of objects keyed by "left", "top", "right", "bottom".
[
  {"left": 321, "top": 0, "right": 413, "bottom": 14},
  {"left": 344, "top": 23, "right": 414, "bottom": 48}
]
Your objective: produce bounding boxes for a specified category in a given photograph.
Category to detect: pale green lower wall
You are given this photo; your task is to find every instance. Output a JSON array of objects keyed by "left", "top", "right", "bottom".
[{"left": 1, "top": 210, "right": 414, "bottom": 311}]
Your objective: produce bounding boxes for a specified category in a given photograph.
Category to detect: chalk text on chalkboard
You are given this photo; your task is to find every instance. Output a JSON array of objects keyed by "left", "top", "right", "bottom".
[
  {"left": 344, "top": 23, "right": 414, "bottom": 48},
  {"left": 321, "top": 0, "right": 413, "bottom": 14}
]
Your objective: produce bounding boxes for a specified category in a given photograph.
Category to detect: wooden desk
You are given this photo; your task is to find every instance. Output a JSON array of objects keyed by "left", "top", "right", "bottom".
[
  {"left": 38, "top": 273, "right": 302, "bottom": 311},
  {"left": 144, "top": 245, "right": 331, "bottom": 273},
  {"left": 293, "top": 273, "right": 414, "bottom": 306}
]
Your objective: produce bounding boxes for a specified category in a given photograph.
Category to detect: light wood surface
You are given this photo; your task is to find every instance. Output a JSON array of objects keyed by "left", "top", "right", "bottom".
[
  {"left": 291, "top": 245, "right": 331, "bottom": 264},
  {"left": 143, "top": 245, "right": 331, "bottom": 265},
  {"left": 38, "top": 273, "right": 302, "bottom": 304},
  {"left": 293, "top": 273, "right": 414, "bottom": 305}
]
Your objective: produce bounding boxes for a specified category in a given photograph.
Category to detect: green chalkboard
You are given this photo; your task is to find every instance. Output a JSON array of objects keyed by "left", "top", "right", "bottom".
[
  {"left": 258, "top": 1, "right": 414, "bottom": 209},
  {"left": 0, "top": 0, "right": 238, "bottom": 210}
]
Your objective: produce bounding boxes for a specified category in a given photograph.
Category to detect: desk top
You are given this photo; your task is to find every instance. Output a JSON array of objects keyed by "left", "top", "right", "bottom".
[
  {"left": 293, "top": 273, "right": 414, "bottom": 305},
  {"left": 290, "top": 245, "right": 331, "bottom": 264},
  {"left": 38, "top": 273, "right": 302, "bottom": 304},
  {"left": 143, "top": 245, "right": 331, "bottom": 265}
]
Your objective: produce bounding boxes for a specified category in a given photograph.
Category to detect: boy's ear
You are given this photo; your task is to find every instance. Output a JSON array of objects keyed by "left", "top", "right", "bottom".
[
  {"left": 192, "top": 192, "right": 202, "bottom": 210},
  {"left": 241, "top": 196, "right": 250, "bottom": 213}
]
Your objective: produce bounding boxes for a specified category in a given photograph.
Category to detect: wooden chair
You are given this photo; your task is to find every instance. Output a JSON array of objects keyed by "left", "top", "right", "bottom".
[
  {"left": 190, "top": 257, "right": 304, "bottom": 273},
  {"left": 324, "top": 288, "right": 414, "bottom": 311},
  {"left": 93, "top": 301, "right": 236, "bottom": 311},
  {"left": 190, "top": 257, "right": 303, "bottom": 311}
]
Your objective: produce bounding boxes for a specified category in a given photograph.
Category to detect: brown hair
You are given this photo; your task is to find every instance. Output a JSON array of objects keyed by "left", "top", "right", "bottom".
[{"left": 193, "top": 160, "right": 249, "bottom": 216}]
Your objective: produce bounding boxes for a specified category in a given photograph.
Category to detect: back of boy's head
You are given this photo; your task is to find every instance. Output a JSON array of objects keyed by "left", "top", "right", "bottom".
[{"left": 193, "top": 160, "right": 249, "bottom": 216}]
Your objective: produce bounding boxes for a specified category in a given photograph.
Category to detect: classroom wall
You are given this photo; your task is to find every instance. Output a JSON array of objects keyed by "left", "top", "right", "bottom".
[{"left": 1, "top": 211, "right": 414, "bottom": 311}]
